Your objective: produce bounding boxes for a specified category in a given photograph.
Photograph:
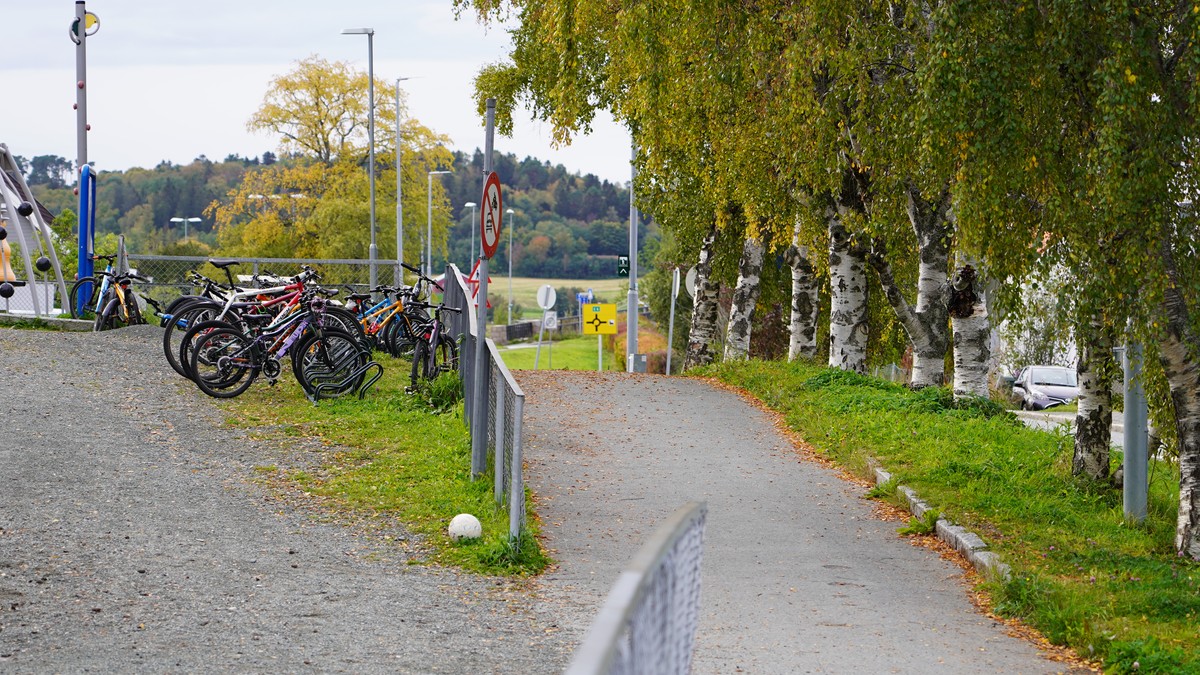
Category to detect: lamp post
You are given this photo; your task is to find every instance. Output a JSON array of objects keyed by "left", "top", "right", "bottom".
[
  {"left": 506, "top": 207, "right": 515, "bottom": 323},
  {"left": 394, "top": 76, "right": 414, "bottom": 286},
  {"left": 169, "top": 216, "right": 201, "bottom": 241},
  {"left": 427, "top": 169, "right": 452, "bottom": 277},
  {"left": 342, "top": 27, "right": 377, "bottom": 290},
  {"left": 464, "top": 201, "right": 477, "bottom": 268}
]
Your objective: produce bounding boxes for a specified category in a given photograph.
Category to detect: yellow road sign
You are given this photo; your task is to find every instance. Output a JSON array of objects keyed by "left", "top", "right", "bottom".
[{"left": 582, "top": 303, "right": 617, "bottom": 335}]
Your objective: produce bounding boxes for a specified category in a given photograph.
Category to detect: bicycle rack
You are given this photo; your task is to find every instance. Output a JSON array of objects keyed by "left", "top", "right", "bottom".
[{"left": 308, "top": 348, "right": 383, "bottom": 403}]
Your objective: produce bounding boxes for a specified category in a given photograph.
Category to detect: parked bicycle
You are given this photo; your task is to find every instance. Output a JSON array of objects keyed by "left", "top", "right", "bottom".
[{"left": 69, "top": 253, "right": 117, "bottom": 320}]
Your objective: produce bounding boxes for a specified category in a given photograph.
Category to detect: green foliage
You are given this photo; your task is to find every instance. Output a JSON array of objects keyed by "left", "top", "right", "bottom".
[
  {"left": 409, "top": 371, "right": 464, "bottom": 413},
  {"left": 897, "top": 509, "right": 940, "bottom": 537},
  {"left": 865, "top": 477, "right": 898, "bottom": 500},
  {"left": 706, "top": 358, "right": 1190, "bottom": 669}
]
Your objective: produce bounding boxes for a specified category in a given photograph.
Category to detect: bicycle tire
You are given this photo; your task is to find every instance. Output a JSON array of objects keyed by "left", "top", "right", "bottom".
[
  {"left": 163, "top": 301, "right": 221, "bottom": 378},
  {"left": 179, "top": 318, "right": 239, "bottom": 380},
  {"left": 291, "top": 329, "right": 367, "bottom": 399},
  {"left": 429, "top": 332, "right": 459, "bottom": 377},
  {"left": 323, "top": 306, "right": 367, "bottom": 345},
  {"left": 93, "top": 293, "right": 120, "bottom": 331},
  {"left": 386, "top": 316, "right": 419, "bottom": 358},
  {"left": 125, "top": 291, "right": 144, "bottom": 326},
  {"left": 189, "top": 327, "right": 257, "bottom": 398},
  {"left": 70, "top": 276, "right": 99, "bottom": 320}
]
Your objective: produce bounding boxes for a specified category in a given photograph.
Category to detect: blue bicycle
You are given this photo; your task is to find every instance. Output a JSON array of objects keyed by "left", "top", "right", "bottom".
[{"left": 69, "top": 253, "right": 117, "bottom": 320}]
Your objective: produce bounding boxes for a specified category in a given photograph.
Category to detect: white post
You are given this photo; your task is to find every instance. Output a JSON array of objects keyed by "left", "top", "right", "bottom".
[
  {"left": 395, "top": 79, "right": 404, "bottom": 286},
  {"left": 626, "top": 140, "right": 639, "bottom": 370},
  {"left": 598, "top": 334, "right": 603, "bottom": 372},
  {"left": 666, "top": 267, "right": 680, "bottom": 375},
  {"left": 366, "top": 32, "right": 377, "bottom": 290},
  {"left": 506, "top": 208, "right": 515, "bottom": 324}
]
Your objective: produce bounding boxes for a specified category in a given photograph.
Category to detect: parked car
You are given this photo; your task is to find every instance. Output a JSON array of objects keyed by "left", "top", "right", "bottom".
[{"left": 1012, "top": 365, "right": 1079, "bottom": 410}]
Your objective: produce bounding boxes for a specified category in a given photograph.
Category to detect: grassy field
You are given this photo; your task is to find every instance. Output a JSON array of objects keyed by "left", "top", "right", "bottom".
[
  {"left": 703, "top": 358, "right": 1195, "bottom": 672},
  {"left": 221, "top": 356, "right": 548, "bottom": 576},
  {"left": 499, "top": 277, "right": 628, "bottom": 319}
]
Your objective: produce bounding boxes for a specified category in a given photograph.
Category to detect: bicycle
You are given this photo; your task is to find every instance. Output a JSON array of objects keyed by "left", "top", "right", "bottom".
[
  {"left": 406, "top": 298, "right": 462, "bottom": 387},
  {"left": 93, "top": 270, "right": 157, "bottom": 331},
  {"left": 69, "top": 254, "right": 117, "bottom": 320},
  {"left": 188, "top": 290, "right": 378, "bottom": 400}
]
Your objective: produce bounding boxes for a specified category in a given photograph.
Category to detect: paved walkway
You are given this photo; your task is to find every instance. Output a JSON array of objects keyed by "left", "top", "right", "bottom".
[{"left": 519, "top": 370, "right": 1086, "bottom": 674}]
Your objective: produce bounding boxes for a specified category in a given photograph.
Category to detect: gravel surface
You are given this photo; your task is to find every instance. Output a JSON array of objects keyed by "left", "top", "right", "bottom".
[{"left": 0, "top": 325, "right": 574, "bottom": 673}]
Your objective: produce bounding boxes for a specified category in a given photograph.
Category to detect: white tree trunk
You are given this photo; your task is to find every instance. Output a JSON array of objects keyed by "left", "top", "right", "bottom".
[
  {"left": 828, "top": 212, "right": 868, "bottom": 373},
  {"left": 1158, "top": 244, "right": 1200, "bottom": 559},
  {"left": 786, "top": 240, "right": 819, "bottom": 361},
  {"left": 724, "top": 235, "right": 765, "bottom": 361},
  {"left": 684, "top": 224, "right": 720, "bottom": 370},
  {"left": 1073, "top": 318, "right": 1114, "bottom": 480},
  {"left": 950, "top": 265, "right": 990, "bottom": 399}
]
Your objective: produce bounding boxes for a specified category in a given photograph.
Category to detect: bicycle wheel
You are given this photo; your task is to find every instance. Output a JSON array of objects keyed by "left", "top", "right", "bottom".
[
  {"left": 323, "top": 306, "right": 367, "bottom": 345},
  {"left": 125, "top": 291, "right": 144, "bottom": 326},
  {"left": 291, "top": 329, "right": 367, "bottom": 399},
  {"left": 429, "top": 332, "right": 459, "bottom": 377},
  {"left": 163, "top": 301, "right": 220, "bottom": 378},
  {"left": 93, "top": 293, "right": 121, "bottom": 331},
  {"left": 385, "top": 316, "right": 420, "bottom": 358},
  {"left": 179, "top": 318, "right": 238, "bottom": 380},
  {"left": 189, "top": 327, "right": 257, "bottom": 398},
  {"left": 70, "top": 277, "right": 99, "bottom": 320}
]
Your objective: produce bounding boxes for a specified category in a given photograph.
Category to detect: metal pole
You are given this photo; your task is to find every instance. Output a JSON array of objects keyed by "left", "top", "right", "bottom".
[
  {"left": 470, "top": 100, "right": 496, "bottom": 479},
  {"left": 366, "top": 32, "right": 377, "bottom": 291},
  {"left": 507, "top": 209, "right": 514, "bottom": 323},
  {"left": 75, "top": 2, "right": 95, "bottom": 278},
  {"left": 465, "top": 202, "right": 477, "bottom": 270},
  {"left": 427, "top": 172, "right": 433, "bottom": 277},
  {"left": 1123, "top": 343, "right": 1149, "bottom": 522},
  {"left": 666, "top": 267, "right": 679, "bottom": 375},
  {"left": 598, "top": 334, "right": 603, "bottom": 372},
  {"left": 626, "top": 140, "right": 639, "bottom": 370},
  {"left": 395, "top": 79, "right": 404, "bottom": 286}
]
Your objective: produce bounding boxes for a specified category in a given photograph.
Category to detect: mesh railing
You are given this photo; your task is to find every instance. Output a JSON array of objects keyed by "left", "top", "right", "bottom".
[
  {"left": 443, "top": 264, "right": 526, "bottom": 540},
  {"left": 567, "top": 502, "right": 708, "bottom": 675}
]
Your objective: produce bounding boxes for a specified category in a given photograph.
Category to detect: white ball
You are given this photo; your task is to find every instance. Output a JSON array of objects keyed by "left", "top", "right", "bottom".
[{"left": 448, "top": 513, "right": 482, "bottom": 541}]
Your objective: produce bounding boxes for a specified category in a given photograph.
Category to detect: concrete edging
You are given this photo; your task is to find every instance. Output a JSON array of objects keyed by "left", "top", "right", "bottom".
[
  {"left": 870, "top": 459, "right": 1012, "bottom": 582},
  {"left": 0, "top": 314, "right": 94, "bottom": 331}
]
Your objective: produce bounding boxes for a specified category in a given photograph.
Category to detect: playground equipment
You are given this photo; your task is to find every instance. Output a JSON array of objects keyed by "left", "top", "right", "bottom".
[{"left": 0, "top": 144, "right": 70, "bottom": 316}]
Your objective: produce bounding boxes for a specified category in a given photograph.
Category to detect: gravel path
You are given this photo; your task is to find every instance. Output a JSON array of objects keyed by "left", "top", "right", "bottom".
[{"left": 0, "top": 326, "right": 574, "bottom": 673}]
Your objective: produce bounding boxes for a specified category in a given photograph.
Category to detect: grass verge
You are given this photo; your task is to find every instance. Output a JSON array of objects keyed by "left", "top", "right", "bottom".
[
  {"left": 222, "top": 359, "right": 550, "bottom": 577},
  {"left": 700, "top": 359, "right": 1196, "bottom": 672}
]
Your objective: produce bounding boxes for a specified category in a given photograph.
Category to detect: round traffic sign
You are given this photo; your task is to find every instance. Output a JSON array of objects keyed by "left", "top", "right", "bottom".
[
  {"left": 480, "top": 172, "right": 503, "bottom": 259},
  {"left": 537, "top": 284, "right": 557, "bottom": 310},
  {"left": 685, "top": 266, "right": 698, "bottom": 298}
]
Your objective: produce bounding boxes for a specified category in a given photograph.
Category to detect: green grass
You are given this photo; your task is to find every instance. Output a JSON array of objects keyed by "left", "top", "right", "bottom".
[
  {"left": 222, "top": 359, "right": 549, "bottom": 576},
  {"left": 503, "top": 276, "right": 627, "bottom": 319},
  {"left": 700, "top": 359, "right": 1196, "bottom": 672},
  {"left": 499, "top": 334, "right": 622, "bottom": 371}
]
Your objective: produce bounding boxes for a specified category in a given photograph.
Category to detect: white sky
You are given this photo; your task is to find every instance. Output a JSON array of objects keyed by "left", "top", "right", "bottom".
[{"left": 0, "top": 0, "right": 632, "bottom": 183}]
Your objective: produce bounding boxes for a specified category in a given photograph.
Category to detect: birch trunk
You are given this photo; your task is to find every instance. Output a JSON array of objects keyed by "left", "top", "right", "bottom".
[
  {"left": 950, "top": 264, "right": 991, "bottom": 399},
  {"left": 1158, "top": 244, "right": 1200, "bottom": 559},
  {"left": 785, "top": 235, "right": 819, "bottom": 361},
  {"left": 828, "top": 211, "right": 869, "bottom": 374},
  {"left": 684, "top": 223, "right": 720, "bottom": 370},
  {"left": 724, "top": 235, "right": 765, "bottom": 361},
  {"left": 1073, "top": 318, "right": 1114, "bottom": 480}
]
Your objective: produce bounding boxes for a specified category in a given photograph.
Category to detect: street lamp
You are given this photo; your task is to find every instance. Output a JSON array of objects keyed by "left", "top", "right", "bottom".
[
  {"left": 464, "top": 201, "right": 477, "bottom": 268},
  {"left": 342, "top": 27, "right": 377, "bottom": 289},
  {"left": 506, "top": 207, "right": 515, "bottom": 323},
  {"left": 170, "top": 216, "right": 201, "bottom": 240},
  {"left": 427, "top": 169, "right": 452, "bottom": 277},
  {"left": 395, "top": 76, "right": 414, "bottom": 286}
]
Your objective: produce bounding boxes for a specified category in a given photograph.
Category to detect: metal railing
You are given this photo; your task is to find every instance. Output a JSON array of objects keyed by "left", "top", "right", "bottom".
[
  {"left": 567, "top": 502, "right": 708, "bottom": 675},
  {"left": 443, "top": 264, "right": 526, "bottom": 540}
]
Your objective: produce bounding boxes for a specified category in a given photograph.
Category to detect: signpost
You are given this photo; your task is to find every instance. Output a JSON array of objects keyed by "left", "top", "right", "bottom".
[
  {"left": 534, "top": 284, "right": 556, "bottom": 370},
  {"left": 471, "top": 100, "right": 501, "bottom": 479},
  {"left": 582, "top": 303, "right": 617, "bottom": 372},
  {"left": 666, "top": 267, "right": 681, "bottom": 375}
]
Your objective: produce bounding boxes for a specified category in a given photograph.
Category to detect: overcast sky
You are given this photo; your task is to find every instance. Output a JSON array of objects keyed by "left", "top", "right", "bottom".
[{"left": 0, "top": 0, "right": 632, "bottom": 183}]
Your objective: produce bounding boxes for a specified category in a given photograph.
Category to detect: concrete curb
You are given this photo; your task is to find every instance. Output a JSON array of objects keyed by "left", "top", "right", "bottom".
[
  {"left": 0, "top": 313, "right": 94, "bottom": 331},
  {"left": 871, "top": 460, "right": 1012, "bottom": 583}
]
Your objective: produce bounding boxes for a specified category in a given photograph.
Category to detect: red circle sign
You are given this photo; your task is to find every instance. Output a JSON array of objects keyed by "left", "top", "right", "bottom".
[{"left": 480, "top": 172, "right": 503, "bottom": 259}]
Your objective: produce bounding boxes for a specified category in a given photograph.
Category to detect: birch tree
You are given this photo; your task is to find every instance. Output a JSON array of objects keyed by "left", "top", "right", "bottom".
[
  {"left": 925, "top": 0, "right": 1200, "bottom": 557},
  {"left": 724, "top": 234, "right": 765, "bottom": 361}
]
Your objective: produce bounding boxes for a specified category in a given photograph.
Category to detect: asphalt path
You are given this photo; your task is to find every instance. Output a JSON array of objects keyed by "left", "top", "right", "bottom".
[{"left": 519, "top": 370, "right": 1087, "bottom": 674}]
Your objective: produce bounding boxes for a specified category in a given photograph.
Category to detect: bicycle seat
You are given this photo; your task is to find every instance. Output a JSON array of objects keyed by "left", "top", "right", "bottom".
[
  {"left": 208, "top": 259, "right": 241, "bottom": 270},
  {"left": 347, "top": 293, "right": 372, "bottom": 302}
]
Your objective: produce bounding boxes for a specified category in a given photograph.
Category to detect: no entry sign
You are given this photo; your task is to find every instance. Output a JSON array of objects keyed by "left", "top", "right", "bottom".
[{"left": 480, "top": 172, "right": 503, "bottom": 259}]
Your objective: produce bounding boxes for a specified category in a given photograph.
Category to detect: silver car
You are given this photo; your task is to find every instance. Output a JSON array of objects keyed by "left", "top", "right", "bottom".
[{"left": 1013, "top": 365, "right": 1079, "bottom": 410}]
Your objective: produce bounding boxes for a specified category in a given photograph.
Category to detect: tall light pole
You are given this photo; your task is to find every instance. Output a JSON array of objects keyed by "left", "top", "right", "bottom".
[
  {"left": 342, "top": 27, "right": 376, "bottom": 289},
  {"left": 506, "top": 207, "right": 515, "bottom": 323},
  {"left": 464, "top": 201, "right": 477, "bottom": 268},
  {"left": 394, "top": 76, "right": 414, "bottom": 286},
  {"left": 427, "top": 169, "right": 452, "bottom": 277},
  {"left": 169, "top": 217, "right": 201, "bottom": 241}
]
